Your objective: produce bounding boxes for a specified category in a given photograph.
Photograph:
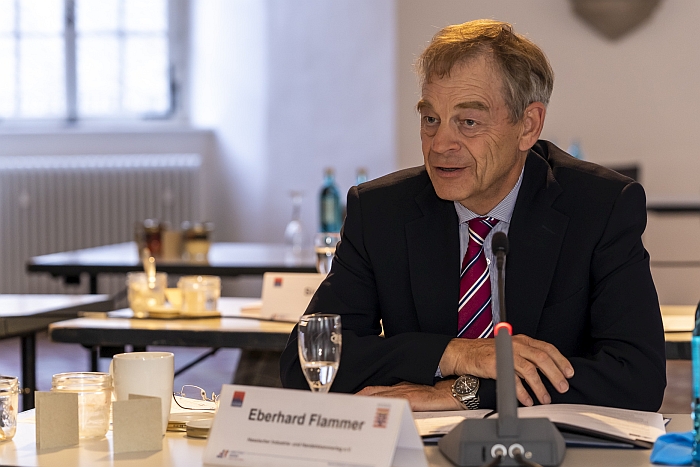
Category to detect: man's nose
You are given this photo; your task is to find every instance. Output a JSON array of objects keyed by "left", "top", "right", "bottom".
[{"left": 431, "top": 122, "right": 460, "bottom": 154}]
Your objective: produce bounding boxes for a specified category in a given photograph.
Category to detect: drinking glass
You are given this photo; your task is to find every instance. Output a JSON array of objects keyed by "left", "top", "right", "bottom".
[
  {"left": 51, "top": 372, "right": 112, "bottom": 438},
  {"left": 0, "top": 376, "right": 19, "bottom": 442},
  {"left": 314, "top": 232, "right": 341, "bottom": 274},
  {"left": 177, "top": 275, "right": 221, "bottom": 314},
  {"left": 297, "top": 314, "right": 341, "bottom": 393},
  {"left": 284, "top": 191, "right": 304, "bottom": 253},
  {"left": 126, "top": 271, "right": 167, "bottom": 316}
]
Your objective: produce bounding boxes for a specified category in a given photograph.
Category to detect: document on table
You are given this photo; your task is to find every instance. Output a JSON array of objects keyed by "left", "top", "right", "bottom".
[
  {"left": 514, "top": 404, "right": 666, "bottom": 447},
  {"left": 413, "top": 409, "right": 492, "bottom": 443},
  {"left": 413, "top": 404, "right": 666, "bottom": 448}
]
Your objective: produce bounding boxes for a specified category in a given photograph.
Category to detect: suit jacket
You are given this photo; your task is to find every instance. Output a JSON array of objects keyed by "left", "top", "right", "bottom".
[{"left": 280, "top": 141, "right": 666, "bottom": 411}]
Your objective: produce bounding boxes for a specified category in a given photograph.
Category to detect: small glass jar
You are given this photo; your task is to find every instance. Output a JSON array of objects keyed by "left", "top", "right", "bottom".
[
  {"left": 0, "top": 376, "right": 19, "bottom": 442},
  {"left": 51, "top": 372, "right": 112, "bottom": 439},
  {"left": 126, "top": 271, "right": 168, "bottom": 316},
  {"left": 178, "top": 275, "right": 221, "bottom": 314},
  {"left": 181, "top": 221, "right": 214, "bottom": 261}
]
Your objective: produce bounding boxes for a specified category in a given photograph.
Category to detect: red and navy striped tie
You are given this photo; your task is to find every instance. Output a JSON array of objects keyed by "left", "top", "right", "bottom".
[{"left": 458, "top": 216, "right": 499, "bottom": 339}]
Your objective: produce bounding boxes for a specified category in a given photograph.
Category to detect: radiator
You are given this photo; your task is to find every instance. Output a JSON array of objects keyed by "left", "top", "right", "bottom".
[{"left": 0, "top": 154, "right": 202, "bottom": 294}]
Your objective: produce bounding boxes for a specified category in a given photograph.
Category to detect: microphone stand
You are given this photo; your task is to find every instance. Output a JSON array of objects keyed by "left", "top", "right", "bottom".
[{"left": 439, "top": 232, "right": 566, "bottom": 467}]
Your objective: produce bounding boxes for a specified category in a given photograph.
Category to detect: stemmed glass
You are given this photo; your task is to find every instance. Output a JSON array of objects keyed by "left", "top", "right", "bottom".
[
  {"left": 284, "top": 191, "right": 304, "bottom": 253},
  {"left": 298, "top": 314, "right": 342, "bottom": 393},
  {"left": 314, "top": 232, "right": 341, "bottom": 274}
]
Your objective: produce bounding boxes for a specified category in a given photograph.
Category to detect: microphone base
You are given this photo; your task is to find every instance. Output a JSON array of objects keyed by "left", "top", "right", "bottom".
[{"left": 438, "top": 417, "right": 565, "bottom": 466}]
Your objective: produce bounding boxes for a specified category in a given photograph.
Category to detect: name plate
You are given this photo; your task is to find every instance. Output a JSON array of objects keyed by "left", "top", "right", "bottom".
[{"left": 203, "top": 385, "right": 427, "bottom": 467}]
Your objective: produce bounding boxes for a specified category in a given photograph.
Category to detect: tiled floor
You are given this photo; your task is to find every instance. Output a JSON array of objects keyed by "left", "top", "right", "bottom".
[{"left": 0, "top": 332, "right": 691, "bottom": 413}]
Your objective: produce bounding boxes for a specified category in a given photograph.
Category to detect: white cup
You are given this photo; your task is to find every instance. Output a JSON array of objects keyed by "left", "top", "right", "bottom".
[{"left": 110, "top": 352, "right": 174, "bottom": 434}]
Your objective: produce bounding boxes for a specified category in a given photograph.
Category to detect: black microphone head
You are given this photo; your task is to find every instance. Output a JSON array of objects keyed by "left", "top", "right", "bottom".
[{"left": 491, "top": 231, "right": 509, "bottom": 255}]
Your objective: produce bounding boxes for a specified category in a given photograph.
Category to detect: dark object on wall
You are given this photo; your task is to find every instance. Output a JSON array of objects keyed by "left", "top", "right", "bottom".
[{"left": 571, "top": 0, "right": 662, "bottom": 41}]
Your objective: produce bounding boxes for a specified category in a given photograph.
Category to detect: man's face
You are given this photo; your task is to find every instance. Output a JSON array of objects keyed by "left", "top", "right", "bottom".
[{"left": 418, "top": 55, "right": 528, "bottom": 214}]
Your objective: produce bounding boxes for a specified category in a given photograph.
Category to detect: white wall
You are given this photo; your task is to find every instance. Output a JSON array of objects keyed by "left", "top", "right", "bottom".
[
  {"left": 189, "top": 0, "right": 269, "bottom": 243},
  {"left": 396, "top": 0, "right": 700, "bottom": 304},
  {"left": 189, "top": 0, "right": 396, "bottom": 245}
]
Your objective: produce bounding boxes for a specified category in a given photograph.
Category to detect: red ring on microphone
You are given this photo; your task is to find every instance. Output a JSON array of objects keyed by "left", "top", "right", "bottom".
[{"left": 494, "top": 322, "right": 512, "bottom": 336}]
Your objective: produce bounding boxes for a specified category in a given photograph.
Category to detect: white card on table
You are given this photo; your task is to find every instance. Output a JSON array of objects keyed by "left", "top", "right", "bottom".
[
  {"left": 35, "top": 391, "right": 79, "bottom": 450},
  {"left": 112, "top": 395, "right": 163, "bottom": 453},
  {"left": 259, "top": 273, "right": 325, "bottom": 322},
  {"left": 203, "top": 385, "right": 427, "bottom": 467}
]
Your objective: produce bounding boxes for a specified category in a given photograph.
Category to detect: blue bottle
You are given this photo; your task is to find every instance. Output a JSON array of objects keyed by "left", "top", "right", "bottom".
[
  {"left": 568, "top": 140, "right": 584, "bottom": 160},
  {"left": 319, "top": 168, "right": 342, "bottom": 232},
  {"left": 356, "top": 168, "right": 368, "bottom": 185},
  {"left": 693, "top": 302, "right": 700, "bottom": 465}
]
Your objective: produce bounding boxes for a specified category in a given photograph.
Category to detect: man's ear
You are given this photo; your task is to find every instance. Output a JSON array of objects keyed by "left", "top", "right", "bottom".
[{"left": 518, "top": 102, "right": 546, "bottom": 152}]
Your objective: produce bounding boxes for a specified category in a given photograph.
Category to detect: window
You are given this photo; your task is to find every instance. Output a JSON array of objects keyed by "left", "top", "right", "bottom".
[{"left": 0, "top": 0, "right": 182, "bottom": 122}]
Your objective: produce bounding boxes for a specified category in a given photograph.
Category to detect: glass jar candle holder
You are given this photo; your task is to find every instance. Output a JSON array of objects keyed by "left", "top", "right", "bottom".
[
  {"left": 0, "top": 376, "right": 19, "bottom": 442},
  {"left": 51, "top": 372, "right": 112, "bottom": 439},
  {"left": 177, "top": 275, "right": 221, "bottom": 314},
  {"left": 126, "top": 271, "right": 168, "bottom": 316}
]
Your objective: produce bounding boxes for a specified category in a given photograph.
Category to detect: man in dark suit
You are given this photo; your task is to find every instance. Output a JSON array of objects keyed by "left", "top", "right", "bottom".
[{"left": 280, "top": 20, "right": 666, "bottom": 411}]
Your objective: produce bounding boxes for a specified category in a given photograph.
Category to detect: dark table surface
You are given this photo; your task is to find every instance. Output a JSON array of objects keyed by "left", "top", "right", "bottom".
[
  {"left": 27, "top": 241, "right": 317, "bottom": 276},
  {"left": 48, "top": 297, "right": 292, "bottom": 350},
  {"left": 647, "top": 195, "right": 700, "bottom": 213},
  {"left": 48, "top": 297, "right": 293, "bottom": 387},
  {"left": 0, "top": 294, "right": 112, "bottom": 338},
  {"left": 27, "top": 242, "right": 318, "bottom": 293},
  {"left": 0, "top": 294, "right": 113, "bottom": 410}
]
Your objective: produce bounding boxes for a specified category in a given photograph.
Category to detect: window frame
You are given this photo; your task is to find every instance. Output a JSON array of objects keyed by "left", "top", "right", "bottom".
[{"left": 0, "top": 0, "right": 189, "bottom": 126}]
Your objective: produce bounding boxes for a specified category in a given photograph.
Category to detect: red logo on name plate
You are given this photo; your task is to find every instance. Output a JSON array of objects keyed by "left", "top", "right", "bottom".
[{"left": 231, "top": 391, "right": 245, "bottom": 407}]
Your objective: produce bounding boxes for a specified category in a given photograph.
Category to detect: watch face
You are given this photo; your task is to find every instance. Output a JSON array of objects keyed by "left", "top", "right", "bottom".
[{"left": 455, "top": 376, "right": 478, "bottom": 396}]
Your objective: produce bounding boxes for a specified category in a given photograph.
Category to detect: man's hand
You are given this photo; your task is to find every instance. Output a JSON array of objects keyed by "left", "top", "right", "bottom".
[
  {"left": 357, "top": 380, "right": 463, "bottom": 411},
  {"left": 438, "top": 335, "right": 574, "bottom": 407}
]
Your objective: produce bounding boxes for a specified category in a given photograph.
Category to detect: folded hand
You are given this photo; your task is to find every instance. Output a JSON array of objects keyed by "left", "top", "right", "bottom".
[
  {"left": 356, "top": 380, "right": 463, "bottom": 411},
  {"left": 438, "top": 334, "right": 574, "bottom": 407}
]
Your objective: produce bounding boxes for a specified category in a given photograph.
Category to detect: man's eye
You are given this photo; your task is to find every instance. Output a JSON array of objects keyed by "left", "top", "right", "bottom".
[
  {"left": 424, "top": 116, "right": 438, "bottom": 124},
  {"left": 463, "top": 119, "right": 476, "bottom": 127}
]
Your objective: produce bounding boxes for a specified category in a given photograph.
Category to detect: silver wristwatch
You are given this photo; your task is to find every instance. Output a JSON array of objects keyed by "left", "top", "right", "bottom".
[{"left": 451, "top": 375, "right": 480, "bottom": 410}]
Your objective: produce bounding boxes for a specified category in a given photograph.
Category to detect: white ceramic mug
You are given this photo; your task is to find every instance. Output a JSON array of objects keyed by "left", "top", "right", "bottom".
[{"left": 110, "top": 352, "right": 174, "bottom": 434}]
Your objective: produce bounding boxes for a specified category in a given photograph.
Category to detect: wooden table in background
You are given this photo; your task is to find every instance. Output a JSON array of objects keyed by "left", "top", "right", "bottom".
[
  {"left": 661, "top": 305, "right": 695, "bottom": 359},
  {"left": 0, "top": 294, "right": 113, "bottom": 409},
  {"left": 49, "top": 297, "right": 293, "bottom": 387},
  {"left": 28, "top": 242, "right": 317, "bottom": 294}
]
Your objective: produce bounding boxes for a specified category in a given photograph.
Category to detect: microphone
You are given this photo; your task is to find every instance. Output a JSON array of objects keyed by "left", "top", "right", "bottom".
[
  {"left": 439, "top": 232, "right": 565, "bottom": 466},
  {"left": 492, "top": 231, "right": 509, "bottom": 254},
  {"left": 491, "top": 232, "right": 508, "bottom": 324}
]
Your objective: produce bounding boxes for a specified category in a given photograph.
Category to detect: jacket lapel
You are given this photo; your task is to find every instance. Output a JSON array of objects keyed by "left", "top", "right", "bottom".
[
  {"left": 405, "top": 182, "right": 460, "bottom": 336},
  {"left": 506, "top": 148, "right": 569, "bottom": 336}
]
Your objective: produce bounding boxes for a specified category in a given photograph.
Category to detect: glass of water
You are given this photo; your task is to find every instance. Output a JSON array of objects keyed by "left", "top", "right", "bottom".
[
  {"left": 298, "top": 314, "right": 341, "bottom": 393},
  {"left": 314, "top": 233, "right": 341, "bottom": 274}
]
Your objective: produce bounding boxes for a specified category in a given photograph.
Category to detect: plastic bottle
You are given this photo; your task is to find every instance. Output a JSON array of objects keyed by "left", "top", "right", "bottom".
[
  {"left": 692, "top": 303, "right": 700, "bottom": 465},
  {"left": 319, "top": 168, "right": 342, "bottom": 233},
  {"left": 568, "top": 140, "right": 583, "bottom": 160},
  {"left": 356, "top": 168, "right": 368, "bottom": 185}
]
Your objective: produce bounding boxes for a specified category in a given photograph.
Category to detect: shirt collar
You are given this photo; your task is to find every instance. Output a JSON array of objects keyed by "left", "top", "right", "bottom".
[{"left": 454, "top": 166, "right": 524, "bottom": 224}]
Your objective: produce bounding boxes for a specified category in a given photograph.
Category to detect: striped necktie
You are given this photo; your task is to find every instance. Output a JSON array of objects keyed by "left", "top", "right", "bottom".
[{"left": 458, "top": 216, "right": 499, "bottom": 339}]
